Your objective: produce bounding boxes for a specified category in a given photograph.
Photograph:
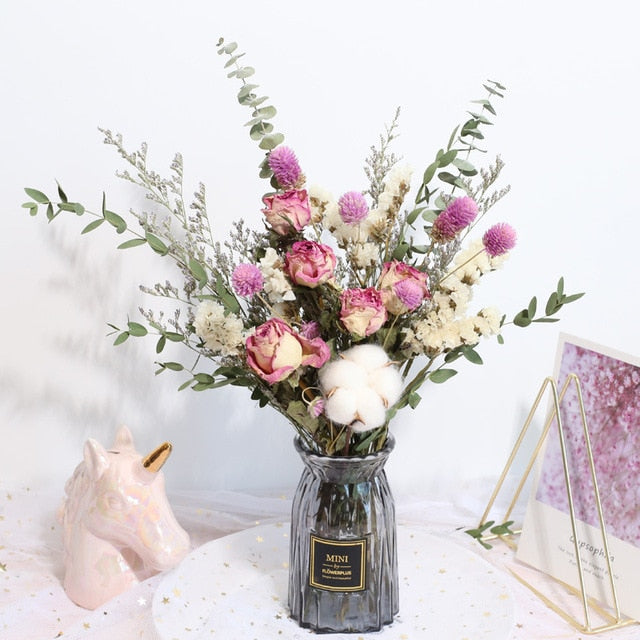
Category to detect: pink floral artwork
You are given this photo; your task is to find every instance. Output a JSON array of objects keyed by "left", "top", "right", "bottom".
[{"left": 536, "top": 341, "right": 640, "bottom": 546}]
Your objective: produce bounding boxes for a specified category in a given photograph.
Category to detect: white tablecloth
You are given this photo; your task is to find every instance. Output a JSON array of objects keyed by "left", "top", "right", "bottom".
[{"left": 1, "top": 480, "right": 637, "bottom": 639}]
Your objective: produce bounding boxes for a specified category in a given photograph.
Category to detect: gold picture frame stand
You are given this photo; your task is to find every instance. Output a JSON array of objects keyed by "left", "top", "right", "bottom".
[{"left": 476, "top": 374, "right": 637, "bottom": 634}]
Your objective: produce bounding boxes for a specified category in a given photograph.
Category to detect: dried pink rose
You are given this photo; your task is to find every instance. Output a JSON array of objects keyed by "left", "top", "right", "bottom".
[
  {"left": 339, "top": 287, "right": 387, "bottom": 337},
  {"left": 285, "top": 241, "right": 336, "bottom": 288},
  {"left": 378, "top": 260, "right": 430, "bottom": 315},
  {"left": 245, "top": 318, "right": 330, "bottom": 384},
  {"left": 262, "top": 189, "right": 311, "bottom": 235}
]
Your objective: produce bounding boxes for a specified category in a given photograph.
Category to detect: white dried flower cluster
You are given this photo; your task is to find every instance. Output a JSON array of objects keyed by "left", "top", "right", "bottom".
[
  {"left": 194, "top": 300, "right": 245, "bottom": 356},
  {"left": 259, "top": 247, "right": 296, "bottom": 303},
  {"left": 318, "top": 345, "right": 403, "bottom": 433},
  {"left": 401, "top": 240, "right": 508, "bottom": 356}
]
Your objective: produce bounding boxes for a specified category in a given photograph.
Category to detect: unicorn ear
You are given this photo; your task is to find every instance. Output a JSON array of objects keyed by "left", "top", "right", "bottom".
[
  {"left": 112, "top": 425, "right": 135, "bottom": 450},
  {"left": 84, "top": 438, "right": 110, "bottom": 480}
]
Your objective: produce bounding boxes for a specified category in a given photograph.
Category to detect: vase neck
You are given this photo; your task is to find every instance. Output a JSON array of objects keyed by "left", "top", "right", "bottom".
[{"left": 294, "top": 436, "right": 394, "bottom": 483}]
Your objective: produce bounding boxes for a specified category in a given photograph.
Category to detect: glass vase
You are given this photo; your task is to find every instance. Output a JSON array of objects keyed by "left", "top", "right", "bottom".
[{"left": 288, "top": 435, "right": 398, "bottom": 633}]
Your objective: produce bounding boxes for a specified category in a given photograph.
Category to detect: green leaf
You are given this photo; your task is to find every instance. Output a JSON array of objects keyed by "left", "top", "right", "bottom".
[
  {"left": 513, "top": 312, "right": 532, "bottom": 327},
  {"left": 438, "top": 149, "right": 457, "bottom": 166},
  {"left": 422, "top": 161, "right": 438, "bottom": 186},
  {"left": 561, "top": 292, "right": 585, "bottom": 304},
  {"left": 156, "top": 335, "right": 166, "bottom": 354},
  {"left": 429, "top": 369, "right": 458, "bottom": 384},
  {"left": 452, "top": 158, "right": 477, "bottom": 176},
  {"left": 528, "top": 296, "right": 537, "bottom": 319},
  {"left": 117, "top": 238, "right": 147, "bottom": 250},
  {"left": 556, "top": 276, "right": 565, "bottom": 297},
  {"left": 237, "top": 83, "right": 259, "bottom": 100},
  {"left": 258, "top": 132, "right": 284, "bottom": 150},
  {"left": 24, "top": 188, "right": 50, "bottom": 204},
  {"left": 392, "top": 242, "right": 409, "bottom": 261},
  {"left": 446, "top": 125, "right": 460, "bottom": 151},
  {"left": 22, "top": 202, "right": 39, "bottom": 216},
  {"left": 256, "top": 105, "right": 277, "bottom": 119},
  {"left": 249, "top": 122, "right": 273, "bottom": 140},
  {"left": 164, "top": 332, "right": 184, "bottom": 342},
  {"left": 545, "top": 292, "right": 559, "bottom": 316},
  {"left": 161, "top": 361, "right": 184, "bottom": 371},
  {"left": 471, "top": 99, "right": 497, "bottom": 116},
  {"left": 189, "top": 258, "right": 208, "bottom": 288},
  {"left": 71, "top": 202, "right": 85, "bottom": 215},
  {"left": 222, "top": 41, "right": 238, "bottom": 54},
  {"left": 223, "top": 53, "right": 246, "bottom": 68},
  {"left": 145, "top": 232, "right": 169, "bottom": 255},
  {"left": 406, "top": 207, "right": 425, "bottom": 226},
  {"left": 235, "top": 66, "right": 255, "bottom": 79},
  {"left": 215, "top": 274, "right": 241, "bottom": 314},
  {"left": 127, "top": 321, "right": 147, "bottom": 337},
  {"left": 194, "top": 373, "right": 215, "bottom": 384},
  {"left": 178, "top": 379, "right": 193, "bottom": 391},
  {"left": 462, "top": 346, "right": 483, "bottom": 365},
  {"left": 408, "top": 392, "right": 422, "bottom": 409},
  {"left": 56, "top": 182, "right": 68, "bottom": 202},
  {"left": 497, "top": 334, "right": 505, "bottom": 345},
  {"left": 104, "top": 209, "right": 127, "bottom": 233},
  {"left": 113, "top": 332, "right": 129, "bottom": 346},
  {"left": 81, "top": 218, "right": 105, "bottom": 234}
]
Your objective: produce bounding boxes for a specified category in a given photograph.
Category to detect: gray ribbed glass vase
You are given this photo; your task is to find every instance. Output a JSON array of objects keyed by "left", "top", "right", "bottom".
[{"left": 288, "top": 436, "right": 398, "bottom": 633}]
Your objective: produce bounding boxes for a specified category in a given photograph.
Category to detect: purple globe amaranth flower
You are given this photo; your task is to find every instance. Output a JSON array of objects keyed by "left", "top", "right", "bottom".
[
  {"left": 308, "top": 396, "right": 325, "bottom": 419},
  {"left": 268, "top": 146, "right": 302, "bottom": 189},
  {"left": 432, "top": 196, "right": 478, "bottom": 241},
  {"left": 300, "top": 321, "right": 321, "bottom": 340},
  {"left": 338, "top": 191, "right": 369, "bottom": 225},
  {"left": 483, "top": 222, "right": 517, "bottom": 257},
  {"left": 232, "top": 263, "right": 264, "bottom": 297},
  {"left": 393, "top": 279, "right": 425, "bottom": 312}
]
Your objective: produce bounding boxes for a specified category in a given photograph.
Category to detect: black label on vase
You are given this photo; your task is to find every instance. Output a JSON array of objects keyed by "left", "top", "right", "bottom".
[{"left": 309, "top": 534, "right": 367, "bottom": 592}]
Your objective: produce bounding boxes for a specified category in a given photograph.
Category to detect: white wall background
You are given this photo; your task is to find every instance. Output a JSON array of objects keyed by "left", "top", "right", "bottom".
[{"left": 1, "top": 0, "right": 638, "bottom": 499}]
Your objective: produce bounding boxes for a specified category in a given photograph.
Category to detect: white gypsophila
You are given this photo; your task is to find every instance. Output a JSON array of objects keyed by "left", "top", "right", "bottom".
[
  {"left": 194, "top": 300, "right": 244, "bottom": 356},
  {"left": 352, "top": 242, "right": 379, "bottom": 268},
  {"left": 259, "top": 248, "right": 296, "bottom": 303}
]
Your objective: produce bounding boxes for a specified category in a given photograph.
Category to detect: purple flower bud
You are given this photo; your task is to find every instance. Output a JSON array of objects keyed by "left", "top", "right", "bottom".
[
  {"left": 432, "top": 196, "right": 478, "bottom": 241},
  {"left": 268, "top": 146, "right": 302, "bottom": 189},
  {"left": 338, "top": 191, "right": 369, "bottom": 225},
  {"left": 232, "top": 263, "right": 264, "bottom": 297},
  {"left": 483, "top": 222, "right": 517, "bottom": 257}
]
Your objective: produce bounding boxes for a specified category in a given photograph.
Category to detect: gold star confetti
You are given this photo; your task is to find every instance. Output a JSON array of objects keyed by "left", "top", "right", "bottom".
[
  {"left": 162, "top": 597, "right": 170, "bottom": 604},
  {"left": 83, "top": 622, "right": 90, "bottom": 629},
  {"left": 0, "top": 563, "right": 6, "bottom": 572},
  {"left": 6, "top": 493, "right": 12, "bottom": 500},
  {"left": 498, "top": 593, "right": 509, "bottom": 600},
  {"left": 256, "top": 536, "right": 264, "bottom": 543},
  {"left": 172, "top": 587, "right": 182, "bottom": 597},
  {"left": 438, "top": 568, "right": 446, "bottom": 574}
]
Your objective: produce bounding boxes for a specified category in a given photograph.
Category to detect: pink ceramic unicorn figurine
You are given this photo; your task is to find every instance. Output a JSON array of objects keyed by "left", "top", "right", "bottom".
[{"left": 58, "top": 426, "right": 191, "bottom": 609}]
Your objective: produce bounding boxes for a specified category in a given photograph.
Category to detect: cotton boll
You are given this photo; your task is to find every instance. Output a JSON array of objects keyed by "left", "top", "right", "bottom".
[
  {"left": 341, "top": 344, "right": 390, "bottom": 371},
  {"left": 324, "top": 388, "right": 358, "bottom": 425},
  {"left": 353, "top": 387, "right": 387, "bottom": 431},
  {"left": 368, "top": 365, "right": 403, "bottom": 407},
  {"left": 319, "top": 358, "right": 368, "bottom": 392}
]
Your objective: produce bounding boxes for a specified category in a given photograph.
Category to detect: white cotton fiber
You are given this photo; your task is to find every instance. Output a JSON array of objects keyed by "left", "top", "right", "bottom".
[
  {"left": 341, "top": 344, "right": 390, "bottom": 370},
  {"left": 324, "top": 388, "right": 358, "bottom": 425},
  {"left": 368, "top": 366, "right": 402, "bottom": 406},
  {"left": 319, "top": 359, "right": 368, "bottom": 392}
]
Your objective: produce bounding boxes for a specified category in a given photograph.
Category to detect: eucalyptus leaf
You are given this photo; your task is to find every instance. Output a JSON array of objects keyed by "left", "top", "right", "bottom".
[
  {"left": 104, "top": 209, "right": 127, "bottom": 233},
  {"left": 145, "top": 232, "right": 169, "bottom": 255},
  {"left": 24, "top": 188, "right": 50, "bottom": 204},
  {"left": 81, "top": 218, "right": 105, "bottom": 234},
  {"left": 127, "top": 321, "right": 147, "bottom": 337},
  {"left": 117, "top": 238, "right": 146, "bottom": 250},
  {"left": 429, "top": 369, "right": 458, "bottom": 383}
]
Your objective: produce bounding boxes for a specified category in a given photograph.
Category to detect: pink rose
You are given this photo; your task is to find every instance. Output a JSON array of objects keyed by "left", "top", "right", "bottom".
[
  {"left": 378, "top": 260, "right": 430, "bottom": 315},
  {"left": 340, "top": 288, "right": 387, "bottom": 337},
  {"left": 246, "top": 318, "right": 330, "bottom": 384},
  {"left": 285, "top": 241, "right": 336, "bottom": 288},
  {"left": 262, "top": 189, "right": 311, "bottom": 235}
]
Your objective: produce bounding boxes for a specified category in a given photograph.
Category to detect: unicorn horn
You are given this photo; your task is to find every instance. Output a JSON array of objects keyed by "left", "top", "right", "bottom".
[{"left": 142, "top": 442, "right": 173, "bottom": 473}]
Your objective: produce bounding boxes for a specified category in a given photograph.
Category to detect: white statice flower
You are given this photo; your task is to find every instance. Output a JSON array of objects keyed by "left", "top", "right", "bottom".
[
  {"left": 351, "top": 242, "right": 379, "bottom": 268},
  {"left": 475, "top": 307, "right": 502, "bottom": 336},
  {"left": 308, "top": 184, "right": 334, "bottom": 225},
  {"left": 194, "top": 300, "right": 244, "bottom": 356},
  {"left": 259, "top": 247, "right": 296, "bottom": 303},
  {"left": 383, "top": 163, "right": 412, "bottom": 195},
  {"left": 318, "top": 344, "right": 402, "bottom": 433}
]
